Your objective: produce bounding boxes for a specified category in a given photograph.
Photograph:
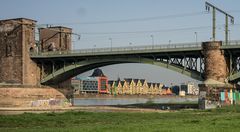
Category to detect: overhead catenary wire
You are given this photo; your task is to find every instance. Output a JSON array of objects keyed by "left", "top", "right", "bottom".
[
  {"left": 37, "top": 10, "right": 240, "bottom": 26},
  {"left": 34, "top": 9, "right": 240, "bottom": 41},
  {"left": 35, "top": 10, "right": 240, "bottom": 36},
  {"left": 37, "top": 11, "right": 209, "bottom": 26},
  {"left": 35, "top": 23, "right": 240, "bottom": 42},
  {"left": 77, "top": 24, "right": 240, "bottom": 35}
]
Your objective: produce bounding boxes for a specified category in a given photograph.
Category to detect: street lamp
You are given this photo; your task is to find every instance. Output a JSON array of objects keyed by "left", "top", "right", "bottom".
[
  {"left": 228, "top": 30, "right": 231, "bottom": 42},
  {"left": 72, "top": 42, "right": 75, "bottom": 50},
  {"left": 150, "top": 35, "right": 154, "bottom": 49},
  {"left": 72, "top": 33, "right": 81, "bottom": 50},
  {"left": 194, "top": 32, "right": 198, "bottom": 44},
  {"left": 109, "top": 38, "right": 112, "bottom": 51},
  {"left": 129, "top": 42, "right": 132, "bottom": 50},
  {"left": 168, "top": 40, "right": 171, "bottom": 48},
  {"left": 92, "top": 44, "right": 96, "bottom": 53}
]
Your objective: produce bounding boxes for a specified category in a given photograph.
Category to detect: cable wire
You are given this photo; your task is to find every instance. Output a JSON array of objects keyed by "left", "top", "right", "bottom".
[{"left": 37, "top": 10, "right": 240, "bottom": 26}]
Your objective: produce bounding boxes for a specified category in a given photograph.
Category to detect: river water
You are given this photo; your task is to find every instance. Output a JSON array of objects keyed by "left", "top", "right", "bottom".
[{"left": 73, "top": 96, "right": 198, "bottom": 106}]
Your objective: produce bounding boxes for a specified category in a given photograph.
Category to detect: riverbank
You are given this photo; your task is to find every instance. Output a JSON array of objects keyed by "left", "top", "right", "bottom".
[
  {"left": 73, "top": 95, "right": 198, "bottom": 106},
  {"left": 0, "top": 86, "right": 72, "bottom": 108},
  {"left": 0, "top": 105, "right": 171, "bottom": 115},
  {"left": 0, "top": 100, "right": 199, "bottom": 115},
  {"left": 74, "top": 94, "right": 198, "bottom": 99},
  {"left": 0, "top": 106, "right": 240, "bottom": 132}
]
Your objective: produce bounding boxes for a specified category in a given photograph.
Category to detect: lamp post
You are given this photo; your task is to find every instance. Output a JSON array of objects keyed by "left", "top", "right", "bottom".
[
  {"left": 228, "top": 30, "right": 231, "bottom": 42},
  {"left": 150, "top": 35, "right": 154, "bottom": 49},
  {"left": 109, "top": 38, "right": 112, "bottom": 51},
  {"left": 72, "top": 42, "right": 75, "bottom": 50},
  {"left": 194, "top": 32, "right": 198, "bottom": 44},
  {"left": 168, "top": 40, "right": 171, "bottom": 48},
  {"left": 129, "top": 42, "right": 132, "bottom": 50},
  {"left": 92, "top": 44, "right": 96, "bottom": 53}
]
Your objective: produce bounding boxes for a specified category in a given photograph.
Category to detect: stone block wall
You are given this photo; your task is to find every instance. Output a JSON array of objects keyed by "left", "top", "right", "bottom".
[
  {"left": 0, "top": 18, "right": 40, "bottom": 85},
  {"left": 39, "top": 26, "right": 72, "bottom": 52},
  {"left": 202, "top": 41, "right": 229, "bottom": 83},
  {"left": 199, "top": 41, "right": 232, "bottom": 109}
]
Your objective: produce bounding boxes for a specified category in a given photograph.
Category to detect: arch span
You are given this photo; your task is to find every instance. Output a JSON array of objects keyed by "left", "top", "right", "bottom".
[
  {"left": 229, "top": 72, "right": 240, "bottom": 83},
  {"left": 41, "top": 57, "right": 203, "bottom": 85}
]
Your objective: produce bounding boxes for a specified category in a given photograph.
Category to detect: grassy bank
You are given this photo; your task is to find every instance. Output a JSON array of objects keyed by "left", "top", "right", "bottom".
[{"left": 1, "top": 106, "right": 240, "bottom": 132}]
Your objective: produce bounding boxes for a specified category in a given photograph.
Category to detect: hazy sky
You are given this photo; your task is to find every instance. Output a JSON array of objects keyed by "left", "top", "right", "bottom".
[{"left": 1, "top": 0, "right": 239, "bottom": 85}]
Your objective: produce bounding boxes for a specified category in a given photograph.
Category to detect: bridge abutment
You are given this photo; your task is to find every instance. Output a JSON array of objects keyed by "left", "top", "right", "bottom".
[
  {"left": 199, "top": 41, "right": 234, "bottom": 109},
  {"left": 0, "top": 18, "right": 73, "bottom": 108},
  {"left": 0, "top": 18, "right": 40, "bottom": 85},
  {"left": 202, "top": 41, "right": 229, "bottom": 82}
]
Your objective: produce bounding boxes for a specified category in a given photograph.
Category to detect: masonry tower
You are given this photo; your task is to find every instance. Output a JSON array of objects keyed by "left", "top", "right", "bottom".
[{"left": 0, "top": 18, "right": 40, "bottom": 85}]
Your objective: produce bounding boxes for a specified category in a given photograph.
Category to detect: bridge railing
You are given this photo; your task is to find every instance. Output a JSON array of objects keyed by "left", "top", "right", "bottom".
[
  {"left": 32, "top": 42, "right": 202, "bottom": 56},
  {"left": 223, "top": 40, "right": 240, "bottom": 46},
  {"left": 31, "top": 40, "right": 240, "bottom": 56}
]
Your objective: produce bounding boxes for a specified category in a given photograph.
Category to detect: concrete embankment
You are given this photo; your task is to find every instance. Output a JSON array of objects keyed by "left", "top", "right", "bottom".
[{"left": 0, "top": 85, "right": 72, "bottom": 108}]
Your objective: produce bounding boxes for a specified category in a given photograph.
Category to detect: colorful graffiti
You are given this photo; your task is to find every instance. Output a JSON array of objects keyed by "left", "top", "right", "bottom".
[
  {"left": 30, "top": 99, "right": 71, "bottom": 107},
  {"left": 220, "top": 90, "right": 240, "bottom": 105}
]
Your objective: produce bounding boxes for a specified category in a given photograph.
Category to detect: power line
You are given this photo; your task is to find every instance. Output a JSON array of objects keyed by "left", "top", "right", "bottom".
[
  {"left": 38, "top": 11, "right": 207, "bottom": 26},
  {"left": 77, "top": 24, "right": 240, "bottom": 35},
  {"left": 79, "top": 26, "right": 212, "bottom": 35},
  {"left": 37, "top": 10, "right": 240, "bottom": 26}
]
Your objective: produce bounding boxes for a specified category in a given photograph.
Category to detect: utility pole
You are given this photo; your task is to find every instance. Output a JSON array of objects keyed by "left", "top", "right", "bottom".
[
  {"left": 212, "top": 7, "right": 216, "bottom": 41},
  {"left": 205, "top": 2, "right": 234, "bottom": 44}
]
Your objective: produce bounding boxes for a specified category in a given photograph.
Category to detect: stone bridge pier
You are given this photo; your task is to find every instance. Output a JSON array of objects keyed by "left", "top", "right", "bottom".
[
  {"left": 198, "top": 41, "right": 234, "bottom": 109},
  {"left": 0, "top": 18, "right": 73, "bottom": 107}
]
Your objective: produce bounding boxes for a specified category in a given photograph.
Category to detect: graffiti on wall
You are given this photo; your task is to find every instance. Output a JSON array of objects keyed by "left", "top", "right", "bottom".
[{"left": 30, "top": 98, "right": 71, "bottom": 107}]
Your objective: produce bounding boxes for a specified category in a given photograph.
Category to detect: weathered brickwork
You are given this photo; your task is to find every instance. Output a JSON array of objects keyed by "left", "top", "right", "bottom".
[
  {"left": 0, "top": 18, "right": 40, "bottom": 85},
  {"left": 39, "top": 26, "right": 72, "bottom": 52},
  {"left": 39, "top": 26, "right": 72, "bottom": 87},
  {"left": 199, "top": 41, "right": 232, "bottom": 109},
  {"left": 202, "top": 41, "right": 229, "bottom": 83},
  {"left": 0, "top": 18, "right": 74, "bottom": 108}
]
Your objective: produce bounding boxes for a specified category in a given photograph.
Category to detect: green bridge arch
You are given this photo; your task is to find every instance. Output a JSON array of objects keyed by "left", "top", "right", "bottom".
[{"left": 41, "top": 57, "right": 204, "bottom": 85}]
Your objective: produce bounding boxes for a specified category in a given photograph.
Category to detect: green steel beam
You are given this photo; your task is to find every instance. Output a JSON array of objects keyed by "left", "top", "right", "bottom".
[
  {"left": 229, "top": 72, "right": 240, "bottom": 82},
  {"left": 41, "top": 57, "right": 203, "bottom": 84},
  {"left": 32, "top": 48, "right": 202, "bottom": 58}
]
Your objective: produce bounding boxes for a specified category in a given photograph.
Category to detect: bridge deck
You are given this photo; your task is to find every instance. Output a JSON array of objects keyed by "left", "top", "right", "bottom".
[{"left": 31, "top": 40, "right": 240, "bottom": 58}]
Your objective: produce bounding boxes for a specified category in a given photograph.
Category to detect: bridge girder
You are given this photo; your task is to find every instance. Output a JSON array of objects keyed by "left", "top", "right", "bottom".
[
  {"left": 228, "top": 56, "right": 240, "bottom": 82},
  {"left": 30, "top": 40, "right": 240, "bottom": 84},
  {"left": 40, "top": 57, "right": 204, "bottom": 85}
]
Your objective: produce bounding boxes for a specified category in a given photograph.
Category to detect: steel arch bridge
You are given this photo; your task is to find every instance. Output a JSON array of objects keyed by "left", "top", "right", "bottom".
[{"left": 30, "top": 41, "right": 240, "bottom": 85}]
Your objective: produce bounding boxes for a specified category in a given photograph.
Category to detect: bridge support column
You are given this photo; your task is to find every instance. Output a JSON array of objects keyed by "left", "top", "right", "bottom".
[
  {"left": 198, "top": 41, "right": 234, "bottom": 109},
  {"left": 0, "top": 18, "right": 40, "bottom": 86},
  {"left": 0, "top": 18, "right": 74, "bottom": 108}
]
